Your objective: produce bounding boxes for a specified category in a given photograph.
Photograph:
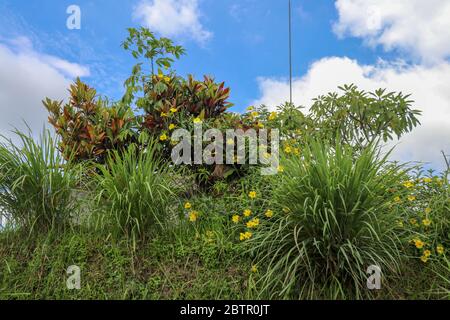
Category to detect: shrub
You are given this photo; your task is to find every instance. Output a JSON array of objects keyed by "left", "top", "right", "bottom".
[
  {"left": 92, "top": 142, "right": 177, "bottom": 239},
  {"left": 0, "top": 129, "right": 81, "bottom": 233},
  {"left": 393, "top": 165, "right": 449, "bottom": 265},
  {"left": 248, "top": 141, "right": 406, "bottom": 299},
  {"left": 43, "top": 79, "right": 136, "bottom": 164}
]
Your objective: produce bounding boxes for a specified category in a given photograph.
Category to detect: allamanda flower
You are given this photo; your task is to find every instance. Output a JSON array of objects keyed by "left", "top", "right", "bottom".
[
  {"left": 265, "top": 209, "right": 274, "bottom": 218},
  {"left": 414, "top": 239, "right": 425, "bottom": 249},
  {"left": 189, "top": 211, "right": 198, "bottom": 222}
]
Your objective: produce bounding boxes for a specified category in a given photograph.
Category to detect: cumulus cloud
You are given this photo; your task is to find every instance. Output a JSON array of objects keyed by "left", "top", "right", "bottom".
[
  {"left": 333, "top": 0, "right": 450, "bottom": 64},
  {"left": 0, "top": 38, "right": 89, "bottom": 139},
  {"left": 253, "top": 57, "right": 450, "bottom": 170},
  {"left": 133, "top": 0, "right": 212, "bottom": 44}
]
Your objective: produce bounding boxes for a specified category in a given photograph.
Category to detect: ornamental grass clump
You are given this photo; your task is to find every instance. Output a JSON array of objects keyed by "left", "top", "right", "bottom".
[
  {"left": 0, "top": 129, "right": 81, "bottom": 234},
  {"left": 93, "top": 142, "right": 176, "bottom": 239},
  {"left": 250, "top": 140, "right": 406, "bottom": 299}
]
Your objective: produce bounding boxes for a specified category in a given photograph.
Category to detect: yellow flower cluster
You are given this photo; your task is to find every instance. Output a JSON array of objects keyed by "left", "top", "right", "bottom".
[
  {"left": 184, "top": 202, "right": 200, "bottom": 223},
  {"left": 246, "top": 218, "right": 260, "bottom": 229},
  {"left": 240, "top": 231, "right": 253, "bottom": 241},
  {"left": 402, "top": 181, "right": 415, "bottom": 189}
]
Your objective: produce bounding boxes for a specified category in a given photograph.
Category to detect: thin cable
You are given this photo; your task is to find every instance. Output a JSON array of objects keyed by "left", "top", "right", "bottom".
[{"left": 289, "top": 0, "right": 293, "bottom": 104}]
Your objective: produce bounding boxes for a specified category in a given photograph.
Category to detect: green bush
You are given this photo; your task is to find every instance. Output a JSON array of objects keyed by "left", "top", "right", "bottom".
[
  {"left": 248, "top": 141, "right": 407, "bottom": 299},
  {"left": 92, "top": 142, "right": 177, "bottom": 239},
  {"left": 0, "top": 129, "right": 81, "bottom": 234}
]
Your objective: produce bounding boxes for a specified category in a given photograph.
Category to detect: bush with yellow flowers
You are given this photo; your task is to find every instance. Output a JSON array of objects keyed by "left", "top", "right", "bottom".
[{"left": 393, "top": 169, "right": 449, "bottom": 265}]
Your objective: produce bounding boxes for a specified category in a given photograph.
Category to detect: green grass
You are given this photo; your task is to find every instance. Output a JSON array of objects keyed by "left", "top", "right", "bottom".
[
  {"left": 248, "top": 141, "right": 408, "bottom": 299},
  {"left": 0, "top": 226, "right": 252, "bottom": 300},
  {"left": 91, "top": 142, "right": 178, "bottom": 240},
  {"left": 0, "top": 129, "right": 82, "bottom": 234}
]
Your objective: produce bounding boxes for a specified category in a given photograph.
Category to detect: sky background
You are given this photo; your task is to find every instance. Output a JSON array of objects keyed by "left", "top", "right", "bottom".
[{"left": 1, "top": 0, "right": 450, "bottom": 171}]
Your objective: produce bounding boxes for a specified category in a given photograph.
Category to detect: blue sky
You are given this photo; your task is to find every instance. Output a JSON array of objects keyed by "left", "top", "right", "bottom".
[
  {"left": 1, "top": 0, "right": 450, "bottom": 169},
  {"left": 0, "top": 0, "right": 394, "bottom": 107}
]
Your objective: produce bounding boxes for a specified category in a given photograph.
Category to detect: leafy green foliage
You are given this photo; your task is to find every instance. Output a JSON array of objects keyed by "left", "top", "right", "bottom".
[
  {"left": 309, "top": 84, "right": 421, "bottom": 148},
  {"left": 43, "top": 79, "right": 136, "bottom": 164}
]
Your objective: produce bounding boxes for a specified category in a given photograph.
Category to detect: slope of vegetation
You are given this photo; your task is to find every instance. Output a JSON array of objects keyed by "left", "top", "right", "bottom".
[{"left": 0, "top": 28, "right": 448, "bottom": 300}]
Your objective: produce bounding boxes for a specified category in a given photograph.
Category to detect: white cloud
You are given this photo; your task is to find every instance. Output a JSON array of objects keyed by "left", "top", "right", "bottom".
[
  {"left": 133, "top": 0, "right": 212, "bottom": 44},
  {"left": 333, "top": 0, "right": 450, "bottom": 64},
  {"left": 0, "top": 38, "right": 89, "bottom": 139},
  {"left": 254, "top": 57, "right": 450, "bottom": 170}
]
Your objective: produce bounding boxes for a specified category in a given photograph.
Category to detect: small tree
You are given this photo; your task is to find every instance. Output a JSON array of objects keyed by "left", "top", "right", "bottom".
[
  {"left": 121, "top": 27, "right": 186, "bottom": 105},
  {"left": 308, "top": 84, "right": 422, "bottom": 148}
]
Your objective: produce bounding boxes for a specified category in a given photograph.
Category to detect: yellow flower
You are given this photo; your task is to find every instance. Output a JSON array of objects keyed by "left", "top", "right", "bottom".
[
  {"left": 169, "top": 123, "right": 177, "bottom": 130},
  {"left": 263, "top": 152, "right": 271, "bottom": 159},
  {"left": 425, "top": 207, "right": 432, "bottom": 214},
  {"left": 247, "top": 106, "right": 255, "bottom": 111},
  {"left": 394, "top": 196, "right": 401, "bottom": 203},
  {"left": 410, "top": 218, "right": 418, "bottom": 226},
  {"left": 284, "top": 146, "right": 292, "bottom": 154},
  {"left": 437, "top": 245, "right": 444, "bottom": 255},
  {"left": 164, "top": 76, "right": 171, "bottom": 82},
  {"left": 268, "top": 112, "right": 277, "bottom": 121},
  {"left": 403, "top": 181, "right": 414, "bottom": 188},
  {"left": 161, "top": 112, "right": 168, "bottom": 117},
  {"left": 251, "top": 265, "right": 258, "bottom": 273},
  {"left": 413, "top": 239, "right": 424, "bottom": 249},
  {"left": 193, "top": 117, "right": 202, "bottom": 124},
  {"left": 159, "top": 133, "right": 168, "bottom": 141},
  {"left": 246, "top": 218, "right": 260, "bottom": 229},
  {"left": 248, "top": 191, "right": 257, "bottom": 199},
  {"left": 232, "top": 215, "right": 240, "bottom": 224},
  {"left": 170, "top": 107, "right": 178, "bottom": 113},
  {"left": 184, "top": 202, "right": 192, "bottom": 210},
  {"left": 423, "top": 250, "right": 431, "bottom": 257},
  {"left": 188, "top": 211, "right": 198, "bottom": 222},
  {"left": 265, "top": 209, "right": 274, "bottom": 218},
  {"left": 277, "top": 165, "right": 284, "bottom": 173},
  {"left": 239, "top": 231, "right": 253, "bottom": 241},
  {"left": 294, "top": 148, "right": 301, "bottom": 156},
  {"left": 422, "top": 218, "right": 431, "bottom": 227},
  {"left": 243, "top": 209, "right": 252, "bottom": 217},
  {"left": 407, "top": 195, "right": 416, "bottom": 202},
  {"left": 420, "top": 255, "right": 429, "bottom": 263},
  {"left": 423, "top": 177, "right": 433, "bottom": 183},
  {"left": 251, "top": 111, "right": 259, "bottom": 118},
  {"left": 226, "top": 138, "right": 234, "bottom": 145},
  {"left": 258, "top": 123, "right": 265, "bottom": 129}
]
